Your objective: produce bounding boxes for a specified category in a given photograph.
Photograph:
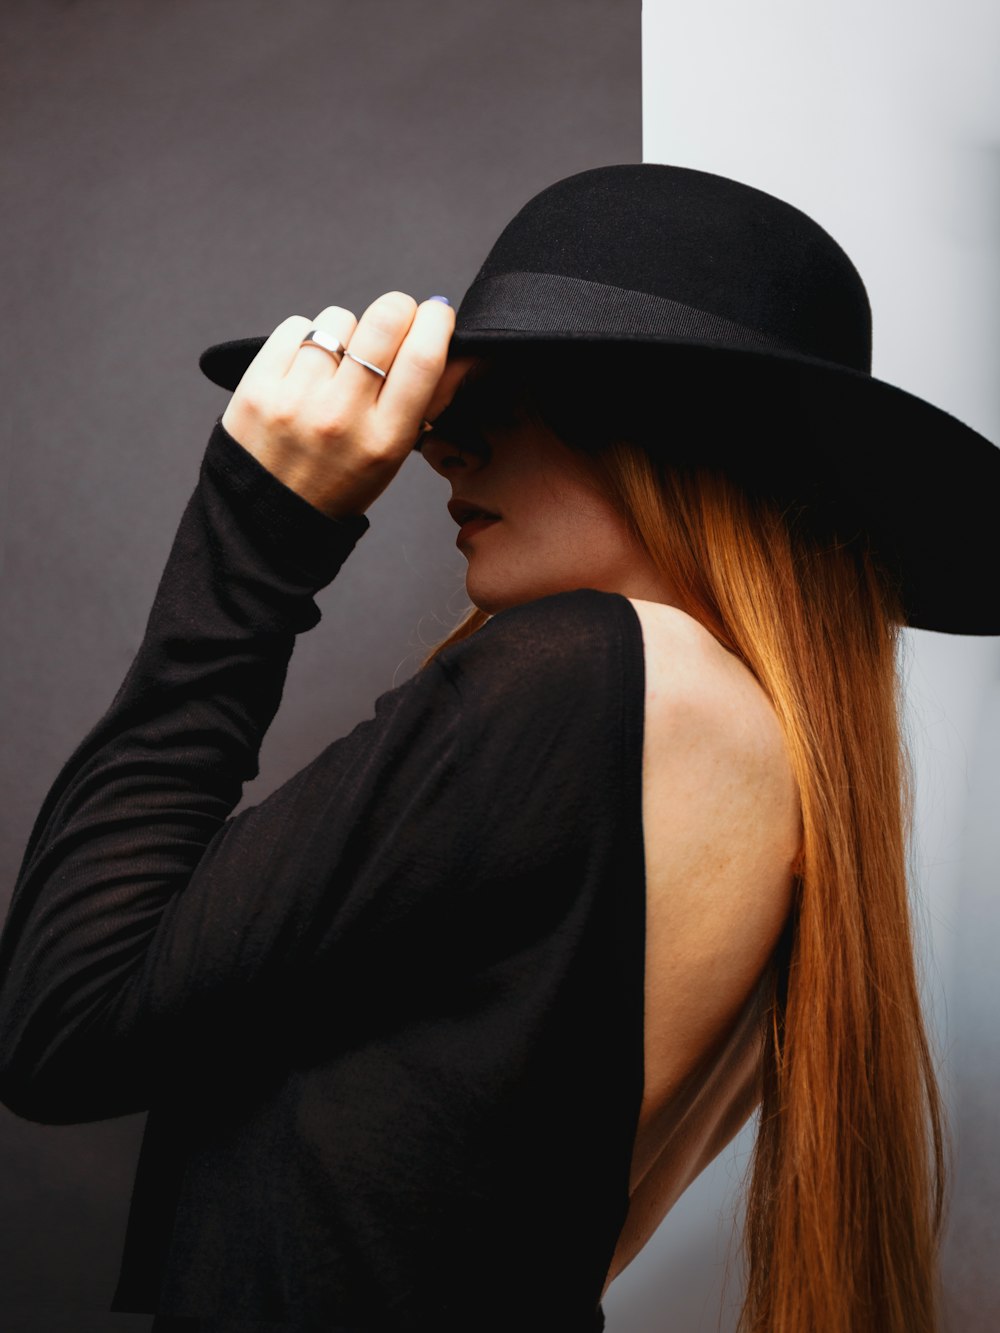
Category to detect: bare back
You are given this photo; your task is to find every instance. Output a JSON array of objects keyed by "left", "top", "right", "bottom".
[{"left": 602, "top": 599, "right": 803, "bottom": 1291}]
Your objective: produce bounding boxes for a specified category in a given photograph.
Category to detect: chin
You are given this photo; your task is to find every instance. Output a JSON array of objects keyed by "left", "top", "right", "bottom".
[
  {"left": 466, "top": 571, "right": 576, "bottom": 616},
  {"left": 466, "top": 586, "right": 518, "bottom": 616}
]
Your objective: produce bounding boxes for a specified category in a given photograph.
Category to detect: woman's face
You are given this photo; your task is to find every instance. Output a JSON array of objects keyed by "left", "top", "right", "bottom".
[{"left": 419, "top": 359, "right": 677, "bottom": 614}]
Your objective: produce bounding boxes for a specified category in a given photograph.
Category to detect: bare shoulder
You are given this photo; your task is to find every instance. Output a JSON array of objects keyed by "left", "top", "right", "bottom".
[
  {"left": 624, "top": 597, "right": 802, "bottom": 893},
  {"left": 623, "top": 596, "right": 792, "bottom": 772}
]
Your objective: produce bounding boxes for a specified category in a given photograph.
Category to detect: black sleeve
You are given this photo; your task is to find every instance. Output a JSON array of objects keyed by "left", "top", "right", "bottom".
[
  {"left": 0, "top": 417, "right": 637, "bottom": 1127},
  {"left": 0, "top": 417, "right": 385, "bottom": 1122}
]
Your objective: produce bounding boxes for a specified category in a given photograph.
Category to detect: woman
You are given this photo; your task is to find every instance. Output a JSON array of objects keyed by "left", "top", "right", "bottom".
[{"left": 1, "top": 164, "right": 997, "bottom": 1332}]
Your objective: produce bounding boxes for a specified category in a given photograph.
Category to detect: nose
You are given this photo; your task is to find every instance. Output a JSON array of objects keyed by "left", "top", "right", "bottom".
[{"left": 419, "top": 433, "right": 489, "bottom": 479}]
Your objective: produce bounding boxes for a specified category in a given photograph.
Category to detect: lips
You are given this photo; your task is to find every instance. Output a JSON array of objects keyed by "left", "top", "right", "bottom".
[
  {"left": 447, "top": 499, "right": 501, "bottom": 526},
  {"left": 455, "top": 513, "right": 500, "bottom": 547}
]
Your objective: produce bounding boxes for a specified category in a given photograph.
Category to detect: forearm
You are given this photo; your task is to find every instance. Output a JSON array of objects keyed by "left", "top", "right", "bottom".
[{"left": 0, "top": 418, "right": 369, "bottom": 1121}]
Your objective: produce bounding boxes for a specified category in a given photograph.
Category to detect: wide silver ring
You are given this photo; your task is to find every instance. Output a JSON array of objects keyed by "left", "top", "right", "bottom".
[
  {"left": 341, "top": 349, "right": 388, "bottom": 379},
  {"left": 300, "top": 328, "right": 346, "bottom": 360}
]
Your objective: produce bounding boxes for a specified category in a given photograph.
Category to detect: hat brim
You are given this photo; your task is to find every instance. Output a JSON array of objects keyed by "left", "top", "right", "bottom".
[{"left": 197, "top": 329, "right": 1000, "bottom": 636}]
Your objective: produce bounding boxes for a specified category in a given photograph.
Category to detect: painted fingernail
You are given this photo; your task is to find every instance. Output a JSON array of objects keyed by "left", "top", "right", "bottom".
[{"left": 428, "top": 295, "right": 451, "bottom": 306}]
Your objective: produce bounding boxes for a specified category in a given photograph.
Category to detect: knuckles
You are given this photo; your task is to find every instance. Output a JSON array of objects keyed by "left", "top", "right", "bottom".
[
  {"left": 229, "top": 383, "right": 266, "bottom": 422},
  {"left": 310, "top": 404, "right": 355, "bottom": 442},
  {"left": 366, "top": 291, "right": 417, "bottom": 333},
  {"left": 406, "top": 344, "right": 446, "bottom": 376},
  {"left": 235, "top": 293, "right": 442, "bottom": 456},
  {"left": 263, "top": 386, "right": 303, "bottom": 430}
]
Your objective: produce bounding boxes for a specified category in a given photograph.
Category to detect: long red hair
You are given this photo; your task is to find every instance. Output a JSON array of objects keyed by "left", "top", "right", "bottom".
[{"left": 420, "top": 345, "right": 951, "bottom": 1332}]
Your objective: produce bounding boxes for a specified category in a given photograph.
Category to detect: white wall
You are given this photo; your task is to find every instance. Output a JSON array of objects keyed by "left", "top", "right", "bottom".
[{"left": 607, "top": 4, "right": 1000, "bottom": 1329}]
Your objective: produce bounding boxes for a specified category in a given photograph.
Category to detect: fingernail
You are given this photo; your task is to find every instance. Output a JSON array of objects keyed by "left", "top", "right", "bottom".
[{"left": 428, "top": 295, "right": 451, "bottom": 306}]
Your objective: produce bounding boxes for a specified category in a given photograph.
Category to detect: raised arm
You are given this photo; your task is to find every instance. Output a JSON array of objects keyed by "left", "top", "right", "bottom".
[
  {"left": 0, "top": 415, "right": 642, "bottom": 1127},
  {"left": 0, "top": 291, "right": 463, "bottom": 1123},
  {"left": 0, "top": 418, "right": 382, "bottom": 1120}
]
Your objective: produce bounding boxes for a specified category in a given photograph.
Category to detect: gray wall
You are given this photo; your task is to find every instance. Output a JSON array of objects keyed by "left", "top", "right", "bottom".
[
  {"left": 0, "top": 3, "right": 640, "bottom": 1327},
  {"left": 620, "top": 3, "right": 1000, "bottom": 1330}
]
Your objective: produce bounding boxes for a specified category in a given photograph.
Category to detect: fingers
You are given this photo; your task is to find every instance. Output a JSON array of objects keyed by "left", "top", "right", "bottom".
[
  {"left": 300, "top": 291, "right": 455, "bottom": 452},
  {"left": 370, "top": 297, "right": 456, "bottom": 443},
  {"left": 325, "top": 291, "right": 419, "bottom": 412},
  {"left": 224, "top": 291, "right": 457, "bottom": 475},
  {"left": 235, "top": 313, "right": 341, "bottom": 391},
  {"left": 423, "top": 355, "right": 479, "bottom": 426},
  {"left": 283, "top": 306, "right": 357, "bottom": 389}
]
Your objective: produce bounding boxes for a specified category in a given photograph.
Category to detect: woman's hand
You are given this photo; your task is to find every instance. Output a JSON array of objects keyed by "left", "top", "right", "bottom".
[{"left": 220, "top": 292, "right": 470, "bottom": 520}]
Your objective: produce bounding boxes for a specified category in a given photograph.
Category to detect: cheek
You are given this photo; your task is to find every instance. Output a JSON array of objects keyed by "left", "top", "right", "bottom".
[
  {"left": 515, "top": 487, "right": 629, "bottom": 571},
  {"left": 461, "top": 439, "right": 634, "bottom": 610},
  {"left": 544, "top": 477, "right": 625, "bottom": 543}
]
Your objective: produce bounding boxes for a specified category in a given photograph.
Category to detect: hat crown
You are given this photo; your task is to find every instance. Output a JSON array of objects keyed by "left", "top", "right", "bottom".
[
  {"left": 197, "top": 161, "right": 1000, "bottom": 635},
  {"left": 457, "top": 163, "right": 873, "bottom": 374}
]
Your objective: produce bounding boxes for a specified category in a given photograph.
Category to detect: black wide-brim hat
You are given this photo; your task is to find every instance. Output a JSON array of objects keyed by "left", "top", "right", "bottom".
[{"left": 199, "top": 163, "right": 1000, "bottom": 635}]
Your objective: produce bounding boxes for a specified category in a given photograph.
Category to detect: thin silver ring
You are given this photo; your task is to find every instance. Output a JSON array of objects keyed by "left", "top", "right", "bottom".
[
  {"left": 300, "top": 328, "right": 346, "bottom": 360},
  {"left": 341, "top": 348, "right": 388, "bottom": 379}
]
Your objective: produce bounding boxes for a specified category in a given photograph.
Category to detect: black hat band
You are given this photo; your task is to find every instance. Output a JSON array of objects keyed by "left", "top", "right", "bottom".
[{"left": 454, "top": 270, "right": 810, "bottom": 361}]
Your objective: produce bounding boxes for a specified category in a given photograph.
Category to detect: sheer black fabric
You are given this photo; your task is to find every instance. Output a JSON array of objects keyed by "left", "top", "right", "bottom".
[{"left": 0, "top": 419, "right": 647, "bottom": 1331}]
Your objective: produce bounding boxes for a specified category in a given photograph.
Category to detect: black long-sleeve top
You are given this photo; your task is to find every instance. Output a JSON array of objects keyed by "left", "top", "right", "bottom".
[{"left": 0, "top": 418, "right": 648, "bottom": 1332}]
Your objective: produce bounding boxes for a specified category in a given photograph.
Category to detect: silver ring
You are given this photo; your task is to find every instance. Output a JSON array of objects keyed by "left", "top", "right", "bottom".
[
  {"left": 300, "top": 328, "right": 346, "bottom": 360},
  {"left": 341, "top": 349, "right": 388, "bottom": 379}
]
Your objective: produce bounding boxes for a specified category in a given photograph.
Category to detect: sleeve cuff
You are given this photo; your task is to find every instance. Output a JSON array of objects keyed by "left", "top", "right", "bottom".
[{"left": 201, "top": 417, "right": 371, "bottom": 585}]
